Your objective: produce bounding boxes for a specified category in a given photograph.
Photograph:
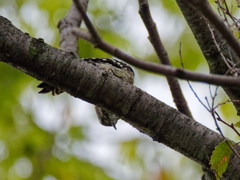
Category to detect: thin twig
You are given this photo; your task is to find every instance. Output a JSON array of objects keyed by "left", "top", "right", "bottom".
[
  {"left": 215, "top": 0, "right": 240, "bottom": 38},
  {"left": 72, "top": 0, "right": 240, "bottom": 87},
  {"left": 224, "top": 139, "right": 240, "bottom": 160},
  {"left": 215, "top": 113, "right": 240, "bottom": 160},
  {"left": 208, "top": 22, "right": 240, "bottom": 76},
  {"left": 179, "top": 43, "right": 210, "bottom": 111},
  {"left": 185, "top": 0, "right": 240, "bottom": 59},
  {"left": 214, "top": 99, "right": 240, "bottom": 110},
  {"left": 208, "top": 23, "right": 235, "bottom": 73},
  {"left": 210, "top": 93, "right": 240, "bottom": 159},
  {"left": 215, "top": 112, "right": 240, "bottom": 137},
  {"left": 138, "top": 0, "right": 192, "bottom": 118},
  {"left": 180, "top": 40, "right": 240, "bottom": 159}
]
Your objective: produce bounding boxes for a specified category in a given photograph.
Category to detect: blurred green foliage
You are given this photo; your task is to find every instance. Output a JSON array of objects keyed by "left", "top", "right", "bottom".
[
  {"left": 0, "top": 62, "right": 113, "bottom": 180},
  {"left": 1, "top": 0, "right": 238, "bottom": 179}
]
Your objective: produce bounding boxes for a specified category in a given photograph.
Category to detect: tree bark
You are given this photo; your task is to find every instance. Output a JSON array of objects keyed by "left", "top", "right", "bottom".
[
  {"left": 58, "top": 0, "right": 89, "bottom": 53},
  {"left": 176, "top": 0, "right": 240, "bottom": 115},
  {"left": 1, "top": 16, "right": 240, "bottom": 179}
]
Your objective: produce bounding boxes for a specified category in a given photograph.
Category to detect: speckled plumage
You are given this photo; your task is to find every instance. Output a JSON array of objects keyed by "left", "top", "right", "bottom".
[{"left": 37, "top": 58, "right": 134, "bottom": 129}]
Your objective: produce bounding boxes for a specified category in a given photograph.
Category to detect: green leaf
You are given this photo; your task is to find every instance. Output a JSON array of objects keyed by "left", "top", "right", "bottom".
[
  {"left": 210, "top": 141, "right": 232, "bottom": 179},
  {"left": 234, "top": 121, "right": 240, "bottom": 128}
]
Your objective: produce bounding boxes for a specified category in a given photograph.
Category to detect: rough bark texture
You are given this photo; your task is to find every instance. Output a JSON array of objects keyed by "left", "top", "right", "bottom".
[
  {"left": 1, "top": 16, "right": 240, "bottom": 179},
  {"left": 58, "top": 0, "right": 88, "bottom": 54},
  {"left": 176, "top": 0, "right": 240, "bottom": 115}
]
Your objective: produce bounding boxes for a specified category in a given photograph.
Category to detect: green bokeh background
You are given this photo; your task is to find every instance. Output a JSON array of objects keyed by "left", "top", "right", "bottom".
[{"left": 0, "top": 0, "right": 239, "bottom": 180}]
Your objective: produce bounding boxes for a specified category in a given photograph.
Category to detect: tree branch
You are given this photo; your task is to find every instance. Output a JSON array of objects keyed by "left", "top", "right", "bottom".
[
  {"left": 138, "top": 0, "right": 193, "bottom": 118},
  {"left": 1, "top": 16, "right": 240, "bottom": 179},
  {"left": 183, "top": 0, "right": 240, "bottom": 60},
  {"left": 58, "top": 0, "right": 88, "bottom": 54},
  {"left": 70, "top": 3, "right": 240, "bottom": 88},
  {"left": 176, "top": 0, "right": 240, "bottom": 115}
]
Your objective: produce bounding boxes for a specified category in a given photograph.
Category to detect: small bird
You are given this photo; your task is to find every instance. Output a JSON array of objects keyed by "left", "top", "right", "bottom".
[{"left": 37, "top": 58, "right": 134, "bottom": 129}]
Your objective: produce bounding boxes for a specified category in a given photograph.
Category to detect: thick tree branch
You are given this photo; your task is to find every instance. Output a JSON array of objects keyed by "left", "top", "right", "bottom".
[
  {"left": 183, "top": 0, "right": 240, "bottom": 60},
  {"left": 176, "top": 0, "right": 240, "bottom": 115},
  {"left": 1, "top": 16, "right": 240, "bottom": 179},
  {"left": 138, "top": 0, "right": 193, "bottom": 118}
]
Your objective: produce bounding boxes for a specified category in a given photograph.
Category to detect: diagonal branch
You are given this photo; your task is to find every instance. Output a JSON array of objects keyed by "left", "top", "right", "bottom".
[
  {"left": 70, "top": 2, "right": 240, "bottom": 87},
  {"left": 57, "top": 0, "right": 88, "bottom": 54},
  {"left": 71, "top": 26, "right": 240, "bottom": 87},
  {"left": 138, "top": 0, "right": 192, "bottom": 118},
  {"left": 176, "top": 0, "right": 240, "bottom": 115},
  {"left": 73, "top": 0, "right": 102, "bottom": 45},
  {"left": 1, "top": 16, "right": 240, "bottom": 178},
  {"left": 183, "top": 0, "right": 240, "bottom": 60}
]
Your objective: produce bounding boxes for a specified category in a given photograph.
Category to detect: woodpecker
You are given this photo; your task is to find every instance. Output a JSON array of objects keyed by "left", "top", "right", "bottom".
[{"left": 37, "top": 58, "right": 134, "bottom": 129}]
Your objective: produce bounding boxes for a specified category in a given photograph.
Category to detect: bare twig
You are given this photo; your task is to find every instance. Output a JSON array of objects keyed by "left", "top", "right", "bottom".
[
  {"left": 180, "top": 42, "right": 240, "bottom": 159},
  {"left": 138, "top": 0, "right": 192, "bottom": 118},
  {"left": 72, "top": 0, "right": 240, "bottom": 87},
  {"left": 58, "top": 0, "right": 89, "bottom": 54},
  {"left": 215, "top": 0, "right": 240, "bottom": 38},
  {"left": 209, "top": 91, "right": 240, "bottom": 159},
  {"left": 73, "top": 0, "right": 102, "bottom": 45},
  {"left": 224, "top": 139, "right": 240, "bottom": 160},
  {"left": 215, "top": 113, "right": 240, "bottom": 159},
  {"left": 215, "top": 112, "right": 240, "bottom": 137},
  {"left": 185, "top": 0, "right": 240, "bottom": 59},
  {"left": 179, "top": 47, "right": 210, "bottom": 112},
  {"left": 208, "top": 23, "right": 234, "bottom": 72},
  {"left": 72, "top": 28, "right": 92, "bottom": 43},
  {"left": 214, "top": 99, "right": 240, "bottom": 110},
  {"left": 208, "top": 86, "right": 240, "bottom": 158},
  {"left": 188, "top": 85, "right": 240, "bottom": 159}
]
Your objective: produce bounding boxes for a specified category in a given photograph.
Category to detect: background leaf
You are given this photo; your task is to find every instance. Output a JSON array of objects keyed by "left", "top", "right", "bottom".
[{"left": 210, "top": 141, "right": 232, "bottom": 179}]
